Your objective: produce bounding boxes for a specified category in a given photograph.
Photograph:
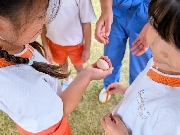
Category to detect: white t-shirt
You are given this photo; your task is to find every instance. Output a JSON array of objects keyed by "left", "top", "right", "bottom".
[
  {"left": 113, "top": 58, "right": 180, "bottom": 135},
  {"left": 0, "top": 48, "right": 63, "bottom": 133},
  {"left": 46, "top": 0, "right": 96, "bottom": 46}
]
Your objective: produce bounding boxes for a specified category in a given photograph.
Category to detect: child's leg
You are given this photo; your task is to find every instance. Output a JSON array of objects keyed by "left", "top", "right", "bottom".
[
  {"left": 74, "top": 65, "right": 83, "bottom": 74},
  {"left": 60, "top": 59, "right": 74, "bottom": 91},
  {"left": 60, "top": 59, "right": 69, "bottom": 81},
  {"left": 61, "top": 44, "right": 84, "bottom": 90},
  {"left": 68, "top": 44, "right": 84, "bottom": 74}
]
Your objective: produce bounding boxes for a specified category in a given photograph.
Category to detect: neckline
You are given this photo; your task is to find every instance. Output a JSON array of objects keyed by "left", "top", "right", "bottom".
[
  {"left": 147, "top": 65, "right": 180, "bottom": 87},
  {"left": 0, "top": 45, "right": 34, "bottom": 68}
]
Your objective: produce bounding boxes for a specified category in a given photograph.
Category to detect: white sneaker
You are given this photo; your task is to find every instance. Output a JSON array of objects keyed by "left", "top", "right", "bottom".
[
  {"left": 62, "top": 76, "right": 73, "bottom": 91},
  {"left": 99, "top": 88, "right": 111, "bottom": 103}
]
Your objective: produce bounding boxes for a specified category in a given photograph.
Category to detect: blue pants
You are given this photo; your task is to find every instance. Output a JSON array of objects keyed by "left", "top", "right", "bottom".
[{"left": 103, "top": 12, "right": 152, "bottom": 88}]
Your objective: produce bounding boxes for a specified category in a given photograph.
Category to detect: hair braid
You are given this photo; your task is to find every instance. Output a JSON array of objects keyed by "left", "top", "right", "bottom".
[
  {"left": 32, "top": 61, "right": 69, "bottom": 79},
  {"left": 0, "top": 49, "right": 29, "bottom": 64},
  {"left": 29, "top": 41, "right": 45, "bottom": 57},
  {"left": 0, "top": 44, "right": 69, "bottom": 79}
]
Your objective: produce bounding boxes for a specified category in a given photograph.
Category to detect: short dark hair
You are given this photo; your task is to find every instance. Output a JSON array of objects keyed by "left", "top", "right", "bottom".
[{"left": 149, "top": 0, "right": 180, "bottom": 49}]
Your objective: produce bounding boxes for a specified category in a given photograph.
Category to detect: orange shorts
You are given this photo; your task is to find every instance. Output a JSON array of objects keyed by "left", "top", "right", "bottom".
[
  {"left": 47, "top": 39, "right": 84, "bottom": 66},
  {"left": 16, "top": 117, "right": 72, "bottom": 135}
]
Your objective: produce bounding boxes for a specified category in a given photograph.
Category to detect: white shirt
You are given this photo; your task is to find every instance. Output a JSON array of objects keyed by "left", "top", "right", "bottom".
[
  {"left": 46, "top": 0, "right": 96, "bottom": 46},
  {"left": 113, "top": 58, "right": 180, "bottom": 135},
  {"left": 0, "top": 49, "right": 63, "bottom": 133}
]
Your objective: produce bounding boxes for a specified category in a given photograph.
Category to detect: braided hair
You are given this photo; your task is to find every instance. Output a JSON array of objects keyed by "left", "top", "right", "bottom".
[{"left": 0, "top": 41, "right": 69, "bottom": 79}]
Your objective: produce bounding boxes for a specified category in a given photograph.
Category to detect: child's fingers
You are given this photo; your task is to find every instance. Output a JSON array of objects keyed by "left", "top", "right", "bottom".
[
  {"left": 106, "top": 86, "right": 115, "bottom": 93},
  {"left": 104, "top": 113, "right": 117, "bottom": 124},
  {"left": 106, "top": 83, "right": 117, "bottom": 90},
  {"left": 112, "top": 115, "right": 122, "bottom": 124},
  {"left": 100, "top": 56, "right": 112, "bottom": 67},
  {"left": 103, "top": 113, "right": 112, "bottom": 122},
  {"left": 104, "top": 67, "right": 114, "bottom": 76},
  {"left": 102, "top": 113, "right": 110, "bottom": 127},
  {"left": 106, "top": 83, "right": 121, "bottom": 95},
  {"left": 108, "top": 90, "right": 118, "bottom": 95}
]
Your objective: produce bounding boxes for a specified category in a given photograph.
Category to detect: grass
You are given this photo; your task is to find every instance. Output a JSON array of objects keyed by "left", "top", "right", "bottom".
[{"left": 0, "top": 0, "right": 129, "bottom": 134}]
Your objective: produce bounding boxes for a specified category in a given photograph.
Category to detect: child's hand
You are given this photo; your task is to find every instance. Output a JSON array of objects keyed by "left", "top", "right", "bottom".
[
  {"left": 44, "top": 48, "right": 53, "bottom": 63},
  {"left": 102, "top": 113, "right": 129, "bottom": 135},
  {"left": 82, "top": 49, "right": 90, "bottom": 63},
  {"left": 84, "top": 56, "right": 113, "bottom": 80},
  {"left": 107, "top": 82, "right": 128, "bottom": 95}
]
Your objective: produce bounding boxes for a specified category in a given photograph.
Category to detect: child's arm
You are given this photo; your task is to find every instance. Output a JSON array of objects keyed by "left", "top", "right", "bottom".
[
  {"left": 60, "top": 56, "right": 113, "bottom": 117},
  {"left": 41, "top": 25, "right": 53, "bottom": 63},
  {"left": 82, "top": 22, "right": 91, "bottom": 63}
]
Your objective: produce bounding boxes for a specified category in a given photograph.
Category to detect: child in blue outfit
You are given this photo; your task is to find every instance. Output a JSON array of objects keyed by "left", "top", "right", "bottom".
[{"left": 95, "top": 0, "right": 152, "bottom": 103}]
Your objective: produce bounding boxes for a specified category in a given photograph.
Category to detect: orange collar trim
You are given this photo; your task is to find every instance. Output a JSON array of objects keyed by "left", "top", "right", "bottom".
[
  {"left": 0, "top": 45, "right": 34, "bottom": 68},
  {"left": 147, "top": 66, "right": 180, "bottom": 87}
]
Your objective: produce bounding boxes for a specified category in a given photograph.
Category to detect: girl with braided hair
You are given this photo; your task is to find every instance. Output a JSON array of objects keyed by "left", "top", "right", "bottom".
[{"left": 0, "top": 0, "right": 113, "bottom": 134}]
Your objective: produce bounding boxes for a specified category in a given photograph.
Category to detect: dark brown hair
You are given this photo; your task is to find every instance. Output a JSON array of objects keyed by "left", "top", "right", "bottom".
[
  {"left": 0, "top": 0, "right": 69, "bottom": 79},
  {"left": 149, "top": 0, "right": 180, "bottom": 49}
]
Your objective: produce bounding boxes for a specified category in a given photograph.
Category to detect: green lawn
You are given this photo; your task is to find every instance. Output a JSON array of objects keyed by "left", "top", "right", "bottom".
[{"left": 0, "top": 1, "right": 129, "bottom": 135}]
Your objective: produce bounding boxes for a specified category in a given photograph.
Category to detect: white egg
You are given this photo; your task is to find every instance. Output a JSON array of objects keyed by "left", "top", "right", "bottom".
[{"left": 97, "top": 59, "right": 109, "bottom": 70}]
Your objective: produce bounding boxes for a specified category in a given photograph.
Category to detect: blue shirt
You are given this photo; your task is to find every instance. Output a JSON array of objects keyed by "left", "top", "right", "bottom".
[{"left": 113, "top": 0, "right": 150, "bottom": 33}]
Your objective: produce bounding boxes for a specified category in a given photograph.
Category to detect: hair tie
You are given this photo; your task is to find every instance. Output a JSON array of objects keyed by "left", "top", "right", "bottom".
[{"left": 28, "top": 56, "right": 34, "bottom": 66}]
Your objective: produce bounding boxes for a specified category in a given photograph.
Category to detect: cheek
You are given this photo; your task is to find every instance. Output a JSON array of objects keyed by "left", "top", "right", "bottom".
[
  {"left": 2, "top": 29, "right": 18, "bottom": 44},
  {"left": 145, "top": 26, "right": 158, "bottom": 48},
  {"left": 21, "top": 24, "right": 42, "bottom": 43},
  {"left": 146, "top": 31, "right": 152, "bottom": 47}
]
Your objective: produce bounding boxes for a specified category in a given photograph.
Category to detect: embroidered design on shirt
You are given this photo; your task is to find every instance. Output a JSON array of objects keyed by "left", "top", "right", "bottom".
[
  {"left": 46, "top": 0, "right": 62, "bottom": 25},
  {"left": 136, "top": 90, "right": 150, "bottom": 119}
]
